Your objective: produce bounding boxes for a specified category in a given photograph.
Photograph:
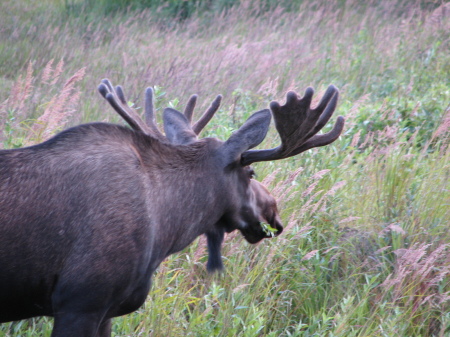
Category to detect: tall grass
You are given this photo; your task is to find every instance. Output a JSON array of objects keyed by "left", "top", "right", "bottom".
[
  {"left": 63, "top": 0, "right": 445, "bottom": 20},
  {"left": 0, "top": 0, "right": 449, "bottom": 336}
]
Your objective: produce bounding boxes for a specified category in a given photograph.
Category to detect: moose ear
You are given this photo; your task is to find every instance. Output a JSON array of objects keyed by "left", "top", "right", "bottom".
[
  {"left": 163, "top": 108, "right": 197, "bottom": 145},
  {"left": 222, "top": 109, "right": 271, "bottom": 163}
]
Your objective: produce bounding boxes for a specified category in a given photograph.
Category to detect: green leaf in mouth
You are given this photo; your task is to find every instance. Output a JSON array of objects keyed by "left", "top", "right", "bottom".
[{"left": 261, "top": 222, "right": 277, "bottom": 237}]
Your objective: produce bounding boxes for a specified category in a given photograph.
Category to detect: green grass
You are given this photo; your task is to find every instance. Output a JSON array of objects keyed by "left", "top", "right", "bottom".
[{"left": 1, "top": 0, "right": 449, "bottom": 336}]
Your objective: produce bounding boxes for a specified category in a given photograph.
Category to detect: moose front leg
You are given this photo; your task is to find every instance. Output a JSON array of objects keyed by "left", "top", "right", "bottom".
[
  {"left": 205, "top": 228, "right": 225, "bottom": 272},
  {"left": 51, "top": 312, "right": 106, "bottom": 337},
  {"left": 97, "top": 318, "right": 112, "bottom": 337}
]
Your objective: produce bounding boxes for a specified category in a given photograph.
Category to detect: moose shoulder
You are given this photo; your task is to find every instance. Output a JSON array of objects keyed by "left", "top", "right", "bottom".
[{"left": 0, "top": 79, "right": 344, "bottom": 337}]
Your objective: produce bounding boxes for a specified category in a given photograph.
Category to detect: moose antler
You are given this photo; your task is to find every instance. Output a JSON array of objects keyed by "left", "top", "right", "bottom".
[
  {"left": 98, "top": 79, "right": 222, "bottom": 142},
  {"left": 169, "top": 92, "right": 222, "bottom": 136},
  {"left": 190, "top": 95, "right": 222, "bottom": 135},
  {"left": 98, "top": 79, "right": 165, "bottom": 140},
  {"left": 99, "top": 80, "right": 343, "bottom": 164},
  {"left": 241, "top": 85, "right": 345, "bottom": 166}
]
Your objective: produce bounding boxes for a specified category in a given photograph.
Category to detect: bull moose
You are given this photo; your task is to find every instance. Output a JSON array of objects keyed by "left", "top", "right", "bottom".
[{"left": 0, "top": 79, "right": 344, "bottom": 336}]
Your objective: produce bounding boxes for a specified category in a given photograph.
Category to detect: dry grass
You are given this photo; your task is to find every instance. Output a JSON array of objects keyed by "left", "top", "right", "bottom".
[{"left": 0, "top": 62, "right": 85, "bottom": 148}]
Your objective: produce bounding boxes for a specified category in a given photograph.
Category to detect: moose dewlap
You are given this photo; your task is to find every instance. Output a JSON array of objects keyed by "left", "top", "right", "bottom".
[{"left": 0, "top": 79, "right": 344, "bottom": 337}]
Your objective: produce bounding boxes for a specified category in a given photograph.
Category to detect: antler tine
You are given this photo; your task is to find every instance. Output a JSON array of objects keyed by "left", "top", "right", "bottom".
[
  {"left": 114, "top": 85, "right": 127, "bottom": 105},
  {"left": 192, "top": 95, "right": 222, "bottom": 135},
  {"left": 98, "top": 81, "right": 144, "bottom": 133},
  {"left": 98, "top": 79, "right": 153, "bottom": 136},
  {"left": 241, "top": 85, "right": 345, "bottom": 166},
  {"left": 143, "top": 87, "right": 165, "bottom": 139},
  {"left": 183, "top": 95, "right": 198, "bottom": 123},
  {"left": 292, "top": 116, "right": 345, "bottom": 155}
]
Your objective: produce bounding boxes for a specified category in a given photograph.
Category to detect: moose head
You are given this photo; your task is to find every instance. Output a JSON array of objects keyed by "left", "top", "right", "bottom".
[{"left": 0, "top": 79, "right": 344, "bottom": 336}]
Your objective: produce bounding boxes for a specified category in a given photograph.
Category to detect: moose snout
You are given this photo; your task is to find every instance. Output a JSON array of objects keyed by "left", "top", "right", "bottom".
[{"left": 248, "top": 179, "right": 284, "bottom": 238}]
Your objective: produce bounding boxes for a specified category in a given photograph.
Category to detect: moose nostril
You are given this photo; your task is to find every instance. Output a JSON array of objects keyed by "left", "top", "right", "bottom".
[
  {"left": 275, "top": 223, "right": 283, "bottom": 235},
  {"left": 268, "top": 214, "right": 283, "bottom": 235}
]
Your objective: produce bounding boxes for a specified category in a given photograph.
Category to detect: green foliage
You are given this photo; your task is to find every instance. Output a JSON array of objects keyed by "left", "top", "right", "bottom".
[{"left": 2, "top": 110, "right": 25, "bottom": 148}]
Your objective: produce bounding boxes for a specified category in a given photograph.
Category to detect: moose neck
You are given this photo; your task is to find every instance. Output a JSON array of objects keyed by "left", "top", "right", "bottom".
[{"left": 138, "top": 137, "right": 228, "bottom": 258}]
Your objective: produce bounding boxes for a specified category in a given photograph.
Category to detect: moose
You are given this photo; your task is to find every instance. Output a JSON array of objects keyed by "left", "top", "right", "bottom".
[{"left": 0, "top": 79, "right": 344, "bottom": 336}]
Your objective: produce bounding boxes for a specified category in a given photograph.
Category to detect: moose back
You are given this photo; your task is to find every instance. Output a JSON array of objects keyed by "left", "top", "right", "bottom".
[{"left": 0, "top": 79, "right": 344, "bottom": 337}]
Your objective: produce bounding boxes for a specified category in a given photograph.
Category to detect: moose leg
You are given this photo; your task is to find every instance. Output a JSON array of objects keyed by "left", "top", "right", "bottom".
[
  {"left": 205, "top": 228, "right": 225, "bottom": 272},
  {"left": 51, "top": 312, "right": 106, "bottom": 337},
  {"left": 50, "top": 277, "right": 112, "bottom": 337},
  {"left": 97, "top": 318, "right": 112, "bottom": 337}
]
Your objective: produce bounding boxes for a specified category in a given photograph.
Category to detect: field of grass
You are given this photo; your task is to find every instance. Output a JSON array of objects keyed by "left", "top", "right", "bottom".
[{"left": 1, "top": 0, "right": 449, "bottom": 336}]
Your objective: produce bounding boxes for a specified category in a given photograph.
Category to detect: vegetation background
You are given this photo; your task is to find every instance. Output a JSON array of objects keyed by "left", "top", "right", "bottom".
[{"left": 0, "top": 0, "right": 449, "bottom": 335}]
